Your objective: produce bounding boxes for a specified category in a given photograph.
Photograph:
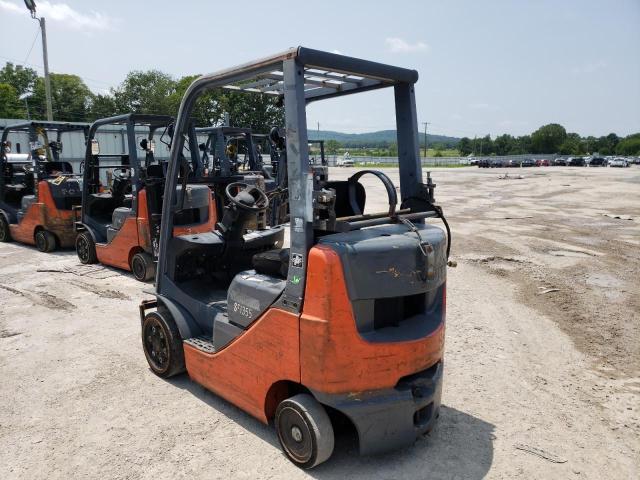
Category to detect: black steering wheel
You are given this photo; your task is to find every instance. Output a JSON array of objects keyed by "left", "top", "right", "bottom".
[
  {"left": 225, "top": 182, "right": 269, "bottom": 212},
  {"left": 112, "top": 168, "right": 130, "bottom": 181}
]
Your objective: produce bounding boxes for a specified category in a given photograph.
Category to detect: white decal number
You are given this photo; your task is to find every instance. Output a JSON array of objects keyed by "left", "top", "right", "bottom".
[{"left": 233, "top": 302, "right": 253, "bottom": 319}]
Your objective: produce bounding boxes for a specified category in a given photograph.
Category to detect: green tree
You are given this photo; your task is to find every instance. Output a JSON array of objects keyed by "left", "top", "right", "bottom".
[
  {"left": 615, "top": 134, "right": 640, "bottom": 156},
  {"left": 29, "top": 73, "right": 93, "bottom": 121},
  {"left": 0, "top": 83, "right": 23, "bottom": 117},
  {"left": 531, "top": 123, "right": 567, "bottom": 153},
  {"left": 493, "top": 134, "right": 516, "bottom": 156},
  {"left": 0, "top": 63, "right": 38, "bottom": 98},
  {"left": 219, "top": 91, "right": 284, "bottom": 133},
  {"left": 559, "top": 133, "right": 585, "bottom": 155},
  {"left": 458, "top": 137, "right": 472, "bottom": 156},
  {"left": 515, "top": 135, "right": 532, "bottom": 154},
  {"left": 112, "top": 70, "right": 176, "bottom": 115},
  {"left": 582, "top": 135, "right": 599, "bottom": 154},
  {"left": 87, "top": 93, "right": 118, "bottom": 121},
  {"left": 169, "top": 74, "right": 223, "bottom": 126},
  {"left": 478, "top": 134, "right": 493, "bottom": 155},
  {"left": 325, "top": 139, "right": 341, "bottom": 154}
]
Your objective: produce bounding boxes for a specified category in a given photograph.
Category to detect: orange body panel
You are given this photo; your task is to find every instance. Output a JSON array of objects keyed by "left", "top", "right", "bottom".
[
  {"left": 183, "top": 308, "right": 300, "bottom": 423},
  {"left": 96, "top": 216, "right": 139, "bottom": 269},
  {"left": 299, "top": 245, "right": 445, "bottom": 394},
  {"left": 8, "top": 180, "right": 77, "bottom": 247},
  {"left": 96, "top": 188, "right": 217, "bottom": 271}
]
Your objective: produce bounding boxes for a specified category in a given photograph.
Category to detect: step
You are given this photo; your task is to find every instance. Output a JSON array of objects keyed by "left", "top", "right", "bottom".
[{"left": 184, "top": 336, "right": 215, "bottom": 353}]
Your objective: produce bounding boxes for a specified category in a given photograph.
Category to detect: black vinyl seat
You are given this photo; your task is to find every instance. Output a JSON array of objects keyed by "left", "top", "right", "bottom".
[{"left": 252, "top": 248, "right": 289, "bottom": 278}]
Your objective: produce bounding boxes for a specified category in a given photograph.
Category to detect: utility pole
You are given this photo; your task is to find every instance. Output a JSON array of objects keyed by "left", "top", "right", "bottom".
[
  {"left": 422, "top": 121, "right": 430, "bottom": 158},
  {"left": 24, "top": 1, "right": 53, "bottom": 121}
]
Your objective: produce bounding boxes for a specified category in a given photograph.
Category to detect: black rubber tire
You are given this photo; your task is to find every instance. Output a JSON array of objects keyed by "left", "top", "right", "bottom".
[
  {"left": 35, "top": 230, "right": 56, "bottom": 252},
  {"left": 275, "top": 393, "right": 335, "bottom": 469},
  {"left": 131, "top": 252, "right": 155, "bottom": 282},
  {"left": 0, "top": 215, "right": 10, "bottom": 242},
  {"left": 141, "top": 310, "right": 185, "bottom": 378},
  {"left": 76, "top": 231, "right": 97, "bottom": 264}
]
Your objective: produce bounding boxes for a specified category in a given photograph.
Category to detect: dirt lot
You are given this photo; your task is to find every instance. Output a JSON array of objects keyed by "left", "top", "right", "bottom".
[{"left": 1, "top": 166, "right": 638, "bottom": 479}]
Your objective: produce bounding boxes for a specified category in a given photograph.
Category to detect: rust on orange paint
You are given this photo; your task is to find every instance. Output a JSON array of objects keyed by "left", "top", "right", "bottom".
[{"left": 8, "top": 180, "right": 77, "bottom": 247}]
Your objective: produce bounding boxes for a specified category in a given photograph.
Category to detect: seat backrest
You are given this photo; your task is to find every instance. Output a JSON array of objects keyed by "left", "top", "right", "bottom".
[
  {"left": 324, "top": 180, "right": 366, "bottom": 218},
  {"left": 146, "top": 164, "right": 164, "bottom": 178},
  {"left": 43, "top": 161, "right": 73, "bottom": 176}
]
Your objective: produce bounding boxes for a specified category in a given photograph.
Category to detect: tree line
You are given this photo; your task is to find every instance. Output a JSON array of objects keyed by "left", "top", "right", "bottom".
[
  {"left": 1, "top": 62, "right": 637, "bottom": 156},
  {"left": 0, "top": 62, "right": 283, "bottom": 131},
  {"left": 457, "top": 123, "right": 640, "bottom": 157}
]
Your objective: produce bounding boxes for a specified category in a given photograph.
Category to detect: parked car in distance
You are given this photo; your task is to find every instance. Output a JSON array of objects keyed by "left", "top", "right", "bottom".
[
  {"left": 491, "top": 159, "right": 507, "bottom": 168},
  {"left": 521, "top": 158, "right": 536, "bottom": 167},
  {"left": 554, "top": 157, "right": 568, "bottom": 166},
  {"left": 478, "top": 159, "right": 491, "bottom": 168},
  {"left": 588, "top": 157, "right": 606, "bottom": 167},
  {"left": 536, "top": 158, "right": 550, "bottom": 166},
  {"left": 568, "top": 157, "right": 586, "bottom": 166},
  {"left": 609, "top": 157, "right": 629, "bottom": 167},
  {"left": 336, "top": 153, "right": 354, "bottom": 167},
  {"left": 507, "top": 159, "right": 521, "bottom": 167}
]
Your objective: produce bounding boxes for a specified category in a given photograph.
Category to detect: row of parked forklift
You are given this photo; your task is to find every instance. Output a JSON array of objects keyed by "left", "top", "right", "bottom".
[{"left": 0, "top": 48, "right": 451, "bottom": 468}]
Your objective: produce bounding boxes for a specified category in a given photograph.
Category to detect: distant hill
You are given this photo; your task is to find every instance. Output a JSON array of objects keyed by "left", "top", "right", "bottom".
[{"left": 308, "top": 129, "right": 460, "bottom": 147}]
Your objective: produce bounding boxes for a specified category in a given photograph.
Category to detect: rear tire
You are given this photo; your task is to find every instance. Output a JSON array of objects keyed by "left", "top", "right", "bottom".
[
  {"left": 35, "top": 230, "right": 56, "bottom": 252},
  {"left": 0, "top": 215, "right": 10, "bottom": 242},
  {"left": 76, "top": 231, "right": 97, "bottom": 264},
  {"left": 131, "top": 252, "right": 155, "bottom": 282},
  {"left": 142, "top": 310, "right": 185, "bottom": 378},
  {"left": 275, "top": 393, "right": 335, "bottom": 469}
]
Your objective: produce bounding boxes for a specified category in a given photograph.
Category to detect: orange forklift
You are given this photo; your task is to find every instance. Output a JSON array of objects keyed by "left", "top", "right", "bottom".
[
  {"left": 0, "top": 121, "right": 89, "bottom": 251},
  {"left": 139, "top": 48, "right": 451, "bottom": 467},
  {"left": 74, "top": 114, "right": 216, "bottom": 281}
]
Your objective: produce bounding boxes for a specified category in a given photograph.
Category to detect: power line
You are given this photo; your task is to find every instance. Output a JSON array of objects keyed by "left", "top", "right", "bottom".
[{"left": 22, "top": 25, "right": 40, "bottom": 66}]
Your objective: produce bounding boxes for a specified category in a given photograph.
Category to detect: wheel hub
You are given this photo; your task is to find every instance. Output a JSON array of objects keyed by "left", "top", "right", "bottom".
[
  {"left": 277, "top": 407, "right": 312, "bottom": 463},
  {"left": 145, "top": 322, "right": 168, "bottom": 370},
  {"left": 291, "top": 426, "right": 303, "bottom": 442}
]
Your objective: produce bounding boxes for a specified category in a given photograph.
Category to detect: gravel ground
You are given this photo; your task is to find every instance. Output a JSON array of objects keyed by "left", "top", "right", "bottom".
[{"left": 0, "top": 165, "right": 638, "bottom": 479}]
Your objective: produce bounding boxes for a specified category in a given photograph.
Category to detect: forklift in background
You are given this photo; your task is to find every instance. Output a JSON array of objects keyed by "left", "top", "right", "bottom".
[
  {"left": 139, "top": 47, "right": 451, "bottom": 468},
  {"left": 74, "top": 114, "right": 216, "bottom": 281},
  {"left": 0, "top": 121, "right": 89, "bottom": 251}
]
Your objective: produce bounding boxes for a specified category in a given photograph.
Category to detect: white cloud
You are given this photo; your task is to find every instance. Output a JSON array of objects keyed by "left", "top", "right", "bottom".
[
  {"left": 385, "top": 37, "right": 429, "bottom": 53},
  {"left": 0, "top": 0, "right": 21, "bottom": 13},
  {"left": 571, "top": 60, "right": 607, "bottom": 74},
  {"left": 0, "top": 0, "right": 115, "bottom": 31}
]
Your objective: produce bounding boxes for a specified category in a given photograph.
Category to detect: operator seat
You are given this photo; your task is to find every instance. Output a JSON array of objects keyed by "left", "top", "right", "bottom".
[{"left": 252, "top": 248, "right": 289, "bottom": 278}]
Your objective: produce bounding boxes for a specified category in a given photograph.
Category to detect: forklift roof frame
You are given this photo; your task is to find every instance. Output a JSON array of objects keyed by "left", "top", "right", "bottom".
[
  {"left": 81, "top": 113, "right": 174, "bottom": 223},
  {"left": 158, "top": 46, "right": 424, "bottom": 312},
  {"left": 195, "top": 126, "right": 259, "bottom": 176},
  {"left": 1, "top": 120, "right": 90, "bottom": 202}
]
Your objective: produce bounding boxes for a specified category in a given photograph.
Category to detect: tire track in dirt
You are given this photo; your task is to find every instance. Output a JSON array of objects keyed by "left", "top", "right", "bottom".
[{"left": 0, "top": 284, "right": 75, "bottom": 311}]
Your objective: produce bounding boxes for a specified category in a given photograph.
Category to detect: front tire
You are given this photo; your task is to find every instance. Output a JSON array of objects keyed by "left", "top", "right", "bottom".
[
  {"left": 76, "top": 231, "right": 97, "bottom": 264},
  {"left": 142, "top": 311, "right": 185, "bottom": 378},
  {"left": 131, "top": 252, "right": 155, "bottom": 282},
  {"left": 35, "top": 230, "right": 56, "bottom": 252},
  {"left": 0, "top": 215, "right": 10, "bottom": 242},
  {"left": 275, "top": 394, "right": 335, "bottom": 469}
]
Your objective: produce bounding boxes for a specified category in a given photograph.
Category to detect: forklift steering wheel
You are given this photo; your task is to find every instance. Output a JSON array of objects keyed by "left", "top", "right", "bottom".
[{"left": 225, "top": 182, "right": 269, "bottom": 212}]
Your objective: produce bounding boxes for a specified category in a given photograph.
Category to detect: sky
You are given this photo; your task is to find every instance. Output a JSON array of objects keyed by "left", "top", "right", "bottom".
[{"left": 0, "top": 0, "right": 639, "bottom": 138}]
